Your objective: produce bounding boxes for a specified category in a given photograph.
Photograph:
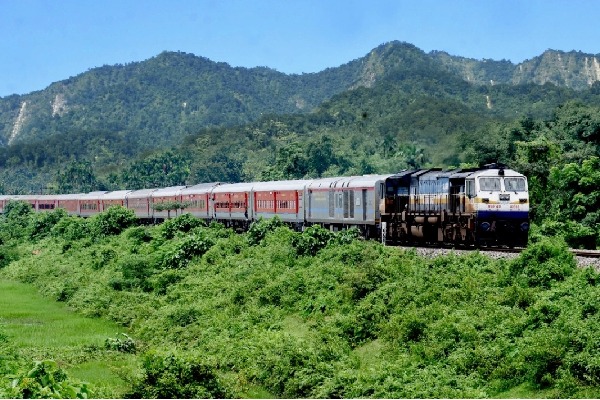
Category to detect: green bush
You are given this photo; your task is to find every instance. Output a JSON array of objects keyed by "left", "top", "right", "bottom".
[
  {"left": 510, "top": 237, "right": 576, "bottom": 288},
  {"left": 3, "top": 360, "right": 93, "bottom": 399},
  {"left": 125, "top": 226, "right": 154, "bottom": 244},
  {"left": 51, "top": 216, "right": 93, "bottom": 242},
  {"left": 105, "top": 333, "right": 137, "bottom": 354},
  {"left": 291, "top": 225, "right": 334, "bottom": 256},
  {"left": 27, "top": 208, "right": 67, "bottom": 240},
  {"left": 247, "top": 216, "right": 285, "bottom": 245},
  {"left": 539, "top": 220, "right": 597, "bottom": 249},
  {"left": 0, "top": 244, "right": 19, "bottom": 269},
  {"left": 1, "top": 200, "right": 33, "bottom": 240},
  {"left": 115, "top": 254, "right": 155, "bottom": 291},
  {"left": 160, "top": 231, "right": 215, "bottom": 269},
  {"left": 126, "top": 351, "right": 232, "bottom": 399},
  {"left": 91, "top": 206, "right": 137, "bottom": 236},
  {"left": 160, "top": 213, "right": 205, "bottom": 239},
  {"left": 3, "top": 200, "right": 33, "bottom": 220}
]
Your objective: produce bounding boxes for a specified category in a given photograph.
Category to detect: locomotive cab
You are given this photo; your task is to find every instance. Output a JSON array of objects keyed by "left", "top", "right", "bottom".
[
  {"left": 379, "top": 171, "right": 414, "bottom": 215},
  {"left": 472, "top": 166, "right": 530, "bottom": 247}
]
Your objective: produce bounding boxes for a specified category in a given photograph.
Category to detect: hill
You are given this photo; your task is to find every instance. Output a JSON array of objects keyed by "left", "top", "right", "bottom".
[{"left": 1, "top": 41, "right": 600, "bottom": 193}]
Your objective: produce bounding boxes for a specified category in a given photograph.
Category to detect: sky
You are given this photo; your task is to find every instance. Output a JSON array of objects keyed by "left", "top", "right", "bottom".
[{"left": 1, "top": 0, "right": 600, "bottom": 97}]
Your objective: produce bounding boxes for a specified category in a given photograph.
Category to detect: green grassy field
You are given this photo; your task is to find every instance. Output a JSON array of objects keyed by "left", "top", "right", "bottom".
[{"left": 0, "top": 279, "right": 137, "bottom": 397}]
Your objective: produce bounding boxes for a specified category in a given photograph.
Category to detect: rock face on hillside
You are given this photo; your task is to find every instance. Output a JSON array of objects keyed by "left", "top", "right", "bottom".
[
  {"left": 432, "top": 49, "right": 600, "bottom": 90},
  {"left": 512, "top": 50, "right": 600, "bottom": 89}
]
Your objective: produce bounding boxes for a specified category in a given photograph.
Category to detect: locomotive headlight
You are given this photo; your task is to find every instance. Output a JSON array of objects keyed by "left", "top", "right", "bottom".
[
  {"left": 480, "top": 221, "right": 491, "bottom": 232},
  {"left": 520, "top": 222, "right": 529, "bottom": 232},
  {"left": 482, "top": 198, "right": 489, "bottom": 203}
]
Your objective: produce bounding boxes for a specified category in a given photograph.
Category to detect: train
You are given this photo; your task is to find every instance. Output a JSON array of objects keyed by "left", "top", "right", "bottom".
[{"left": 0, "top": 163, "right": 530, "bottom": 247}]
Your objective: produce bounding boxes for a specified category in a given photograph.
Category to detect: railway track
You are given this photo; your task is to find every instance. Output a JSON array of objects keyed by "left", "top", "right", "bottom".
[
  {"left": 450, "top": 246, "right": 600, "bottom": 259},
  {"left": 488, "top": 247, "right": 600, "bottom": 259},
  {"left": 570, "top": 249, "right": 600, "bottom": 258},
  {"left": 400, "top": 245, "right": 600, "bottom": 272}
]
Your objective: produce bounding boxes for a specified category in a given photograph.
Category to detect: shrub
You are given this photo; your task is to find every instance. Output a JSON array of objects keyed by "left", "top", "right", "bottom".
[
  {"left": 0, "top": 244, "right": 19, "bottom": 269},
  {"left": 247, "top": 217, "right": 285, "bottom": 245},
  {"left": 3, "top": 360, "right": 93, "bottom": 399},
  {"left": 126, "top": 351, "right": 232, "bottom": 399},
  {"left": 150, "top": 269, "right": 185, "bottom": 295},
  {"left": 160, "top": 213, "right": 205, "bottom": 239},
  {"left": 125, "top": 226, "right": 154, "bottom": 244},
  {"left": 28, "top": 208, "right": 67, "bottom": 240},
  {"left": 1, "top": 200, "right": 33, "bottom": 240},
  {"left": 539, "top": 220, "right": 597, "bottom": 249},
  {"left": 91, "top": 247, "right": 117, "bottom": 270},
  {"left": 292, "top": 225, "right": 334, "bottom": 256},
  {"left": 91, "top": 206, "right": 137, "bottom": 236},
  {"left": 105, "top": 333, "right": 137, "bottom": 354},
  {"left": 3, "top": 200, "right": 33, "bottom": 220},
  {"left": 160, "top": 232, "right": 215, "bottom": 269},
  {"left": 510, "top": 237, "right": 576, "bottom": 288},
  {"left": 117, "top": 254, "right": 155, "bottom": 291},
  {"left": 51, "top": 216, "right": 93, "bottom": 242}
]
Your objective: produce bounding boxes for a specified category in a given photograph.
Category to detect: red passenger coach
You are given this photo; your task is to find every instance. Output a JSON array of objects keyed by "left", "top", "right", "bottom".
[
  {"left": 56, "top": 194, "right": 81, "bottom": 215},
  {"left": 101, "top": 190, "right": 131, "bottom": 213},
  {"left": 16, "top": 195, "right": 46, "bottom": 211},
  {"left": 79, "top": 191, "right": 108, "bottom": 217},
  {"left": 151, "top": 186, "right": 186, "bottom": 219},
  {"left": 180, "top": 183, "right": 220, "bottom": 220},
  {"left": 253, "top": 180, "right": 309, "bottom": 225},
  {"left": 212, "top": 183, "right": 254, "bottom": 225},
  {"left": 126, "top": 189, "right": 156, "bottom": 219},
  {"left": 0, "top": 195, "right": 10, "bottom": 213}
]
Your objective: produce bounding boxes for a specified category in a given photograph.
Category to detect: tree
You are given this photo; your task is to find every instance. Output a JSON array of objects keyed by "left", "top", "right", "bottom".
[
  {"left": 55, "top": 161, "right": 101, "bottom": 193},
  {"left": 119, "top": 150, "right": 191, "bottom": 189}
]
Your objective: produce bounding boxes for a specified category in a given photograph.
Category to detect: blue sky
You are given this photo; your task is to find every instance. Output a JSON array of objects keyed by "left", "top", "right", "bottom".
[{"left": 1, "top": 0, "right": 599, "bottom": 97}]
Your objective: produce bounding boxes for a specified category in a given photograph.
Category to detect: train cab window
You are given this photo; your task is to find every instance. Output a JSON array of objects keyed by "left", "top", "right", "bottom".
[
  {"left": 504, "top": 177, "right": 526, "bottom": 192},
  {"left": 466, "top": 179, "right": 475, "bottom": 198},
  {"left": 479, "top": 177, "right": 501, "bottom": 192}
]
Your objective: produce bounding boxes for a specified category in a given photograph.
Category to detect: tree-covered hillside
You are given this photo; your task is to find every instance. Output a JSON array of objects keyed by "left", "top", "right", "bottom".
[{"left": 1, "top": 41, "right": 600, "bottom": 198}]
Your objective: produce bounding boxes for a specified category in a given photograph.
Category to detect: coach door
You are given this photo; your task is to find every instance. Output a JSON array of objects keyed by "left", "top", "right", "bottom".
[{"left": 362, "top": 189, "right": 367, "bottom": 221}]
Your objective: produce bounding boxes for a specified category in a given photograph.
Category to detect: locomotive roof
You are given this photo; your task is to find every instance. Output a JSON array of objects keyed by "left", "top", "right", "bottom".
[
  {"left": 418, "top": 169, "right": 462, "bottom": 180},
  {"left": 470, "top": 167, "right": 524, "bottom": 178}
]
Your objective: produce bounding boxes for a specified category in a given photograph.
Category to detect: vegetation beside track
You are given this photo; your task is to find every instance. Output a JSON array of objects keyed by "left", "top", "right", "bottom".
[{"left": 1, "top": 204, "right": 600, "bottom": 398}]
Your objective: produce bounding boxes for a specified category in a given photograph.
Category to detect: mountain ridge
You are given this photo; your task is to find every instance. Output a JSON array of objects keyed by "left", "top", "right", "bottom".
[
  {"left": 1, "top": 40, "right": 600, "bottom": 193},
  {"left": 2, "top": 41, "right": 600, "bottom": 148}
]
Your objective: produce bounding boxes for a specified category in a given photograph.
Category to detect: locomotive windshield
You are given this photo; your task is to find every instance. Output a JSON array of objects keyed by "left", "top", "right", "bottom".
[
  {"left": 504, "top": 177, "right": 527, "bottom": 192},
  {"left": 479, "top": 177, "right": 501, "bottom": 192}
]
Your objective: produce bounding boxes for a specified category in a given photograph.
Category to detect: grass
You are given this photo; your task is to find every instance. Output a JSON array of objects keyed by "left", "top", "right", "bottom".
[{"left": 0, "top": 279, "right": 137, "bottom": 397}]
